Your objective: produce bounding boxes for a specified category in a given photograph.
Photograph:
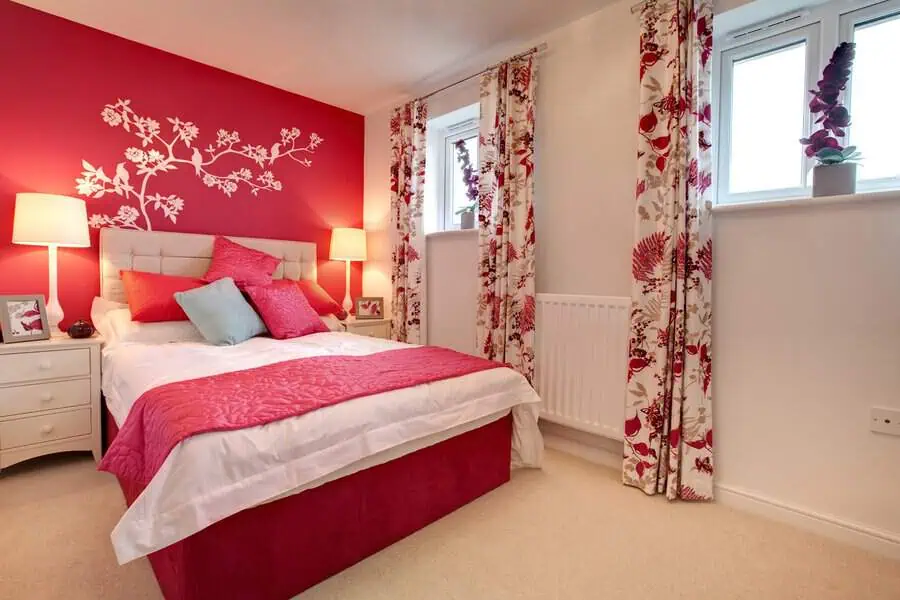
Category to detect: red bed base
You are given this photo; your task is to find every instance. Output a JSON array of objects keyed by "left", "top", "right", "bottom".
[{"left": 106, "top": 411, "right": 512, "bottom": 600}]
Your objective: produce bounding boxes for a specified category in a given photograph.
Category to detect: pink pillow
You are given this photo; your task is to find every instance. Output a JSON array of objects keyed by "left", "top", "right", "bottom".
[
  {"left": 244, "top": 280, "right": 329, "bottom": 339},
  {"left": 295, "top": 280, "right": 347, "bottom": 320},
  {"left": 121, "top": 271, "right": 205, "bottom": 322},
  {"left": 203, "top": 236, "right": 280, "bottom": 288}
]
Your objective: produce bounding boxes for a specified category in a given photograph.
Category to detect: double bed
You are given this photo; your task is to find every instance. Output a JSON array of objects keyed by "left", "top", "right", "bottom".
[{"left": 95, "top": 228, "right": 543, "bottom": 600}]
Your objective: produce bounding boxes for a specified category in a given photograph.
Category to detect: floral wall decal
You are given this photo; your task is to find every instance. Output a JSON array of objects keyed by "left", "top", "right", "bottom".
[{"left": 76, "top": 99, "right": 324, "bottom": 231}]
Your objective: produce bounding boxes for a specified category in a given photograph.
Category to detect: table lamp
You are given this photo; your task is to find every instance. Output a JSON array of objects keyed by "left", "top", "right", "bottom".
[
  {"left": 12, "top": 193, "right": 91, "bottom": 332},
  {"left": 329, "top": 227, "right": 366, "bottom": 314}
]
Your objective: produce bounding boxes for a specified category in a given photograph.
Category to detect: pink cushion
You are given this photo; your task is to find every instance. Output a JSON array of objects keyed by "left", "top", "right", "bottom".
[
  {"left": 245, "top": 280, "right": 329, "bottom": 339},
  {"left": 203, "top": 236, "right": 280, "bottom": 289},
  {"left": 296, "top": 280, "right": 347, "bottom": 320},
  {"left": 121, "top": 271, "right": 205, "bottom": 322}
]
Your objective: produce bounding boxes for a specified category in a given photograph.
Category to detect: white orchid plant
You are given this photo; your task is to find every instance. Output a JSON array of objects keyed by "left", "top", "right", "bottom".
[{"left": 76, "top": 99, "right": 324, "bottom": 230}]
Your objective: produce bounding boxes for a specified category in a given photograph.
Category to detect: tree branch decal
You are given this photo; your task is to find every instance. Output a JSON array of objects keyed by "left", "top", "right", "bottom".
[{"left": 76, "top": 99, "right": 324, "bottom": 231}]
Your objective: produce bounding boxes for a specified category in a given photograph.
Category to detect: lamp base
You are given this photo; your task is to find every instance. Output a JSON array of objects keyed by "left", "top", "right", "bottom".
[
  {"left": 46, "top": 244, "right": 65, "bottom": 333},
  {"left": 46, "top": 297, "right": 64, "bottom": 333},
  {"left": 343, "top": 260, "right": 353, "bottom": 314}
]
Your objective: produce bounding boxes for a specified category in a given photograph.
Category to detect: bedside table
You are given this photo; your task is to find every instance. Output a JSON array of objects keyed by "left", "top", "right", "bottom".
[
  {"left": 342, "top": 316, "right": 391, "bottom": 340},
  {"left": 0, "top": 334, "right": 102, "bottom": 471}
]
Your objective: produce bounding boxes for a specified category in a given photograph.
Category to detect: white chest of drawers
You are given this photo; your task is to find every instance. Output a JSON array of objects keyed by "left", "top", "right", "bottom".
[
  {"left": 0, "top": 334, "right": 102, "bottom": 470},
  {"left": 342, "top": 317, "right": 391, "bottom": 340}
]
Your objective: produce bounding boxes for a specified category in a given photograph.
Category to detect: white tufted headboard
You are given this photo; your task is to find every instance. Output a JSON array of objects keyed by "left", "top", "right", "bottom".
[{"left": 99, "top": 229, "right": 317, "bottom": 303}]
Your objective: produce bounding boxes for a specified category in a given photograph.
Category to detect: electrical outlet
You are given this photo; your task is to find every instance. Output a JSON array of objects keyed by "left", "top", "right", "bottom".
[{"left": 870, "top": 407, "right": 900, "bottom": 436}]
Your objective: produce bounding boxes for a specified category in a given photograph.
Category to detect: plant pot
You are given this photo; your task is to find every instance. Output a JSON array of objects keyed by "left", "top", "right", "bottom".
[
  {"left": 812, "top": 163, "right": 857, "bottom": 197},
  {"left": 460, "top": 211, "right": 475, "bottom": 230}
]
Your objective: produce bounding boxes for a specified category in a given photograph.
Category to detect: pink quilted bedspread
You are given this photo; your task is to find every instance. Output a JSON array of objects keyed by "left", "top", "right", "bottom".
[{"left": 98, "top": 346, "right": 504, "bottom": 484}]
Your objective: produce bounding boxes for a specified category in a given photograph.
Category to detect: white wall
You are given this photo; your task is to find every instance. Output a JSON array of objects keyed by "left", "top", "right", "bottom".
[
  {"left": 714, "top": 195, "right": 900, "bottom": 543},
  {"left": 363, "top": 0, "right": 900, "bottom": 550},
  {"left": 534, "top": 0, "right": 638, "bottom": 297},
  {"left": 425, "top": 230, "right": 479, "bottom": 353},
  {"left": 715, "top": 0, "right": 756, "bottom": 12}
]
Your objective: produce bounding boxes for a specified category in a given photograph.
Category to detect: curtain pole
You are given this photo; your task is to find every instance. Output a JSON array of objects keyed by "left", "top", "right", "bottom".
[{"left": 416, "top": 43, "right": 548, "bottom": 102}]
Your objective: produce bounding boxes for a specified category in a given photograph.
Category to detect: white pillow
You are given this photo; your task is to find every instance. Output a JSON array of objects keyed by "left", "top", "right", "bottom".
[
  {"left": 91, "top": 297, "right": 204, "bottom": 345},
  {"left": 91, "top": 296, "right": 126, "bottom": 341},
  {"left": 108, "top": 309, "right": 204, "bottom": 345}
]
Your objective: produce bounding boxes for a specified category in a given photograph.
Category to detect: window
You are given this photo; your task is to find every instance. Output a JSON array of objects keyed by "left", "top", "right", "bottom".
[
  {"left": 841, "top": 7, "right": 900, "bottom": 186},
  {"left": 715, "top": 0, "right": 900, "bottom": 204},
  {"left": 444, "top": 127, "right": 479, "bottom": 229},
  {"left": 722, "top": 37, "right": 813, "bottom": 198},
  {"left": 425, "top": 103, "right": 480, "bottom": 233}
]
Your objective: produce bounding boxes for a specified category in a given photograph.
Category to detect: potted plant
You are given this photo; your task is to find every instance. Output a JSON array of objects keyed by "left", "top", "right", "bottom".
[
  {"left": 456, "top": 203, "right": 476, "bottom": 230},
  {"left": 800, "top": 42, "right": 861, "bottom": 197},
  {"left": 453, "top": 139, "right": 478, "bottom": 229}
]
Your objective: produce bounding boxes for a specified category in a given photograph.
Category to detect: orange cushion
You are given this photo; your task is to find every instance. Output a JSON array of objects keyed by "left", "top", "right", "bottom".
[
  {"left": 295, "top": 280, "right": 347, "bottom": 320},
  {"left": 121, "top": 271, "right": 205, "bottom": 322}
]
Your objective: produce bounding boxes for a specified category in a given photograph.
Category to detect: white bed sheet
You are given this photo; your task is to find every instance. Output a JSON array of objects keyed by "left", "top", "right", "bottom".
[{"left": 102, "top": 332, "right": 543, "bottom": 564}]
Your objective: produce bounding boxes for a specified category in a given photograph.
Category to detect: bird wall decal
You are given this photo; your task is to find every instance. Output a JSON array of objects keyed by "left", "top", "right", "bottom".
[
  {"left": 190, "top": 147, "right": 203, "bottom": 175},
  {"left": 76, "top": 99, "right": 324, "bottom": 231}
]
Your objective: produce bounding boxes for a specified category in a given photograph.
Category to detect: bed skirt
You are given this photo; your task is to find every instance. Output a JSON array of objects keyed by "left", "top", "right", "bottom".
[{"left": 106, "top": 410, "right": 512, "bottom": 600}]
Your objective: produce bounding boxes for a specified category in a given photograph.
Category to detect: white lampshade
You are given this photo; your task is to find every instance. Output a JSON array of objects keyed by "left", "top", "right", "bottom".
[
  {"left": 12, "top": 193, "right": 90, "bottom": 248},
  {"left": 330, "top": 227, "right": 367, "bottom": 262}
]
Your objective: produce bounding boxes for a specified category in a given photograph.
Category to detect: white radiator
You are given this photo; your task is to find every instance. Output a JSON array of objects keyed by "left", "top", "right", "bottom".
[{"left": 535, "top": 294, "right": 631, "bottom": 441}]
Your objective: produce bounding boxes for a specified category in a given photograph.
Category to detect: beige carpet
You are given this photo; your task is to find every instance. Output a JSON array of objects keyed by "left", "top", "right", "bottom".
[{"left": 1, "top": 450, "right": 898, "bottom": 600}]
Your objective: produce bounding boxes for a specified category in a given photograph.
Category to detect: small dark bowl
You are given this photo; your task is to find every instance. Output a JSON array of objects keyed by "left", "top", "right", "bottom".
[{"left": 67, "top": 320, "right": 95, "bottom": 339}]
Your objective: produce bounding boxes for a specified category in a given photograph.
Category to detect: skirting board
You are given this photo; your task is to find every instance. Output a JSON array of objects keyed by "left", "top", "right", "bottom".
[
  {"left": 541, "top": 420, "right": 622, "bottom": 471},
  {"left": 543, "top": 433, "right": 622, "bottom": 471},
  {"left": 715, "top": 484, "right": 900, "bottom": 561},
  {"left": 543, "top": 421, "right": 900, "bottom": 560}
]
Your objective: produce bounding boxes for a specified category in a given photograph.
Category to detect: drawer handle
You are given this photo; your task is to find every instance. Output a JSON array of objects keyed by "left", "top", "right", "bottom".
[
  {"left": 40, "top": 424, "right": 55, "bottom": 435},
  {"left": 41, "top": 392, "right": 54, "bottom": 403},
  {"left": 38, "top": 361, "right": 52, "bottom": 371}
]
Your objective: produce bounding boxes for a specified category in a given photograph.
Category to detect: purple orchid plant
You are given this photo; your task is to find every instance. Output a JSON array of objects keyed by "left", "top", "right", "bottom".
[
  {"left": 453, "top": 139, "right": 479, "bottom": 215},
  {"left": 800, "top": 42, "right": 861, "bottom": 166}
]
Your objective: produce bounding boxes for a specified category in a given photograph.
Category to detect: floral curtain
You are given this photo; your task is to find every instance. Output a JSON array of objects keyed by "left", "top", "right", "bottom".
[
  {"left": 476, "top": 56, "right": 537, "bottom": 382},
  {"left": 389, "top": 100, "right": 428, "bottom": 343},
  {"left": 623, "top": 0, "right": 714, "bottom": 500}
]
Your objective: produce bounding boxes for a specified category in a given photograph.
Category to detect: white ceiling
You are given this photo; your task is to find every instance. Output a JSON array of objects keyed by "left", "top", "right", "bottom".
[{"left": 15, "top": 0, "right": 619, "bottom": 114}]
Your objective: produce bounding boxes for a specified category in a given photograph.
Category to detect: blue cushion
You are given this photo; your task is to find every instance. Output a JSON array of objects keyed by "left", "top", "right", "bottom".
[{"left": 174, "top": 278, "right": 266, "bottom": 345}]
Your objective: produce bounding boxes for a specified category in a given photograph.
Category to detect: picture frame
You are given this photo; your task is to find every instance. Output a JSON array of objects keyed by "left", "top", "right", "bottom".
[
  {"left": 0, "top": 295, "right": 50, "bottom": 344},
  {"left": 354, "top": 296, "right": 385, "bottom": 320}
]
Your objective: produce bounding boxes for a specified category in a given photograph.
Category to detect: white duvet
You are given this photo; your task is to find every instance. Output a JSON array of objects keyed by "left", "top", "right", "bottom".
[{"left": 101, "top": 332, "right": 543, "bottom": 564}]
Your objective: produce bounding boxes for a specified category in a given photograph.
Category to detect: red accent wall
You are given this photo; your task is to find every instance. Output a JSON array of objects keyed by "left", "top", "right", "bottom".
[{"left": 0, "top": 1, "right": 364, "bottom": 329}]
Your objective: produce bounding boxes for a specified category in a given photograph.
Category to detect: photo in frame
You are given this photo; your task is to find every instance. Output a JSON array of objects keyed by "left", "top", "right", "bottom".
[
  {"left": 354, "top": 296, "right": 384, "bottom": 320},
  {"left": 0, "top": 295, "right": 50, "bottom": 343}
]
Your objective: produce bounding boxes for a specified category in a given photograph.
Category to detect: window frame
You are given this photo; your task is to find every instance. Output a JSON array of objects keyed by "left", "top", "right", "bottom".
[
  {"left": 713, "top": 0, "right": 900, "bottom": 205},
  {"left": 838, "top": 0, "right": 900, "bottom": 193},
  {"left": 427, "top": 105, "right": 479, "bottom": 233},
  {"left": 439, "top": 120, "right": 479, "bottom": 231},
  {"left": 716, "top": 24, "right": 820, "bottom": 204}
]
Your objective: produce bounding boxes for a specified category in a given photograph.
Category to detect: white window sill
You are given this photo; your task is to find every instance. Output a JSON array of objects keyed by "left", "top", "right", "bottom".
[
  {"left": 426, "top": 228, "right": 478, "bottom": 239},
  {"left": 712, "top": 190, "right": 900, "bottom": 214}
]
